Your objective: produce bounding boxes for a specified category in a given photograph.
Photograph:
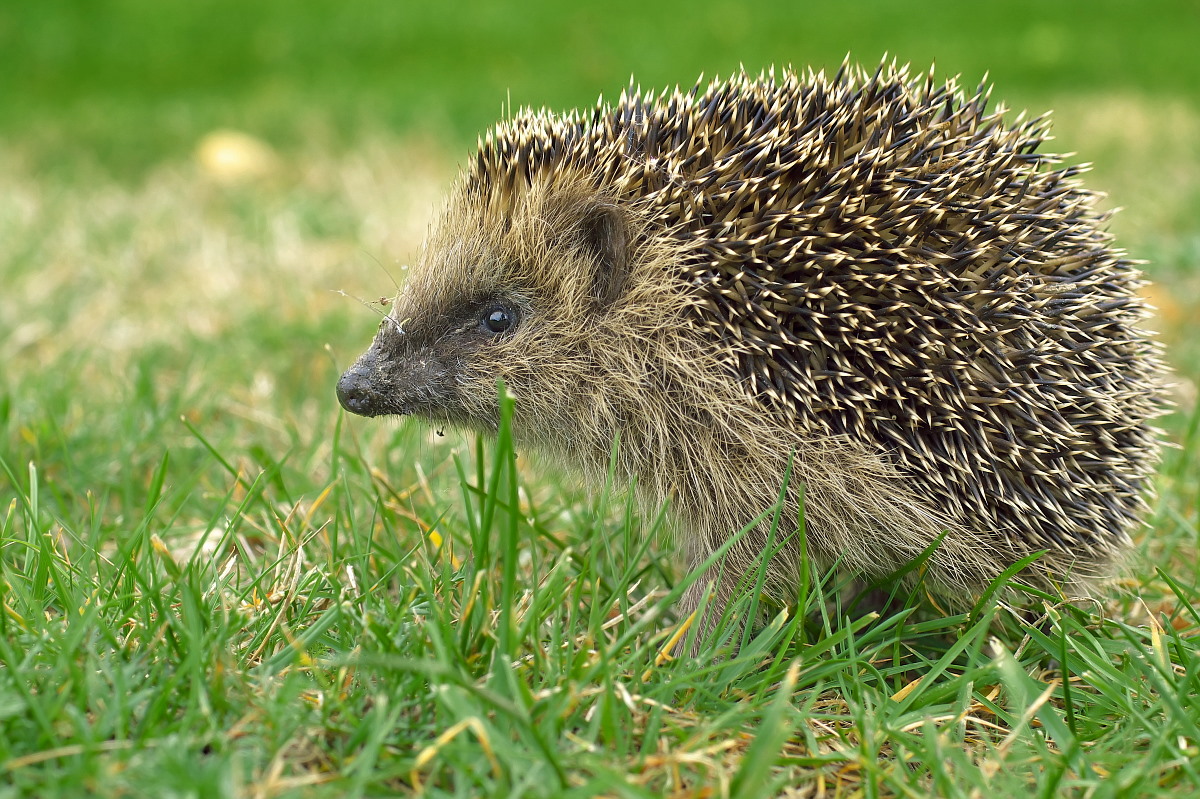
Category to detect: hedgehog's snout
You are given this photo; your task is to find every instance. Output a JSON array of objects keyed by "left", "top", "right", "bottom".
[
  {"left": 337, "top": 333, "right": 458, "bottom": 419},
  {"left": 337, "top": 351, "right": 384, "bottom": 417}
]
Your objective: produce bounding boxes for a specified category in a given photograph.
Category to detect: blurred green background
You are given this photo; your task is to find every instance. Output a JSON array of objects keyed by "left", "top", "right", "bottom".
[
  {"left": 3, "top": 0, "right": 1199, "bottom": 175},
  {"left": 2, "top": 1, "right": 1197, "bottom": 456}
]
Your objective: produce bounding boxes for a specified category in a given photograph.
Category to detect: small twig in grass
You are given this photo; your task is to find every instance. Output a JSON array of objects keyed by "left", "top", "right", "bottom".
[
  {"left": 5, "top": 739, "right": 144, "bottom": 771},
  {"left": 645, "top": 609, "right": 696, "bottom": 678},
  {"left": 411, "top": 717, "right": 502, "bottom": 792},
  {"left": 330, "top": 289, "right": 391, "bottom": 321},
  {"left": 998, "top": 681, "right": 1059, "bottom": 754},
  {"left": 598, "top": 582, "right": 655, "bottom": 631}
]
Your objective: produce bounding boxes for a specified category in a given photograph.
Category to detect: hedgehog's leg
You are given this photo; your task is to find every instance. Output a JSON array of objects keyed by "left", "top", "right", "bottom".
[
  {"left": 675, "top": 561, "right": 726, "bottom": 656},
  {"left": 675, "top": 535, "right": 753, "bottom": 655}
]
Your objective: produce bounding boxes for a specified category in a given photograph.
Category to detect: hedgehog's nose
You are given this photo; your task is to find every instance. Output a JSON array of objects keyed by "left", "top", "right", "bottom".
[{"left": 336, "top": 361, "right": 380, "bottom": 417}]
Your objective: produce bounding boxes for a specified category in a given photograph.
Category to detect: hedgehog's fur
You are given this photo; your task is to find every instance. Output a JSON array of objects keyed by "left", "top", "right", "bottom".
[{"left": 337, "top": 62, "right": 1166, "bottom": 631}]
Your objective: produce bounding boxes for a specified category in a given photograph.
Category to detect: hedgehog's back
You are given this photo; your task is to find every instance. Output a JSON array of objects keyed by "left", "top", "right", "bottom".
[{"left": 469, "top": 63, "right": 1167, "bottom": 562}]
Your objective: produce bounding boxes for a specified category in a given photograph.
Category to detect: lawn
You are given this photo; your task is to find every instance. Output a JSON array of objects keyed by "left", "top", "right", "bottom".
[{"left": 1, "top": 2, "right": 1199, "bottom": 797}]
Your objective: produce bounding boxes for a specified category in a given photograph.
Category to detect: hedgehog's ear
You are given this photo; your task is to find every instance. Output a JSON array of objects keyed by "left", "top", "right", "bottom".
[{"left": 577, "top": 202, "right": 629, "bottom": 307}]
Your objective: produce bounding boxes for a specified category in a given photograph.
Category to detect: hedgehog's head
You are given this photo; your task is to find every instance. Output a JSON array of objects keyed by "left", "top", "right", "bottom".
[{"left": 336, "top": 169, "right": 675, "bottom": 453}]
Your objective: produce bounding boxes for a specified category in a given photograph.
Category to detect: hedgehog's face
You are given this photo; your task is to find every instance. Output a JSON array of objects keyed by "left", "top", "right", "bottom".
[
  {"left": 334, "top": 289, "right": 532, "bottom": 433},
  {"left": 336, "top": 182, "right": 640, "bottom": 448}
]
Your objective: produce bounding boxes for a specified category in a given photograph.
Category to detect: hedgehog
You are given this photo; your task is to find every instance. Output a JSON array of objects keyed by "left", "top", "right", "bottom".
[{"left": 336, "top": 62, "right": 1166, "bottom": 637}]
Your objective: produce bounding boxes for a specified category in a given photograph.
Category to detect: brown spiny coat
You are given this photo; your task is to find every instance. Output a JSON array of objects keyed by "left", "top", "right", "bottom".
[{"left": 337, "top": 63, "right": 1166, "bottom": 632}]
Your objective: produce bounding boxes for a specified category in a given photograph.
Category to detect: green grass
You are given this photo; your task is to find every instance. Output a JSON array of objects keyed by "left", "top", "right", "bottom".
[
  {"left": 2, "top": 2, "right": 1200, "bottom": 797},
  {"left": 3, "top": 365, "right": 1199, "bottom": 796}
]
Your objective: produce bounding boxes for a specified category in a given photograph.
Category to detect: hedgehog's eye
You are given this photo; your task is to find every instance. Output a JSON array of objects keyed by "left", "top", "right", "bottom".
[{"left": 480, "top": 302, "right": 518, "bottom": 335}]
